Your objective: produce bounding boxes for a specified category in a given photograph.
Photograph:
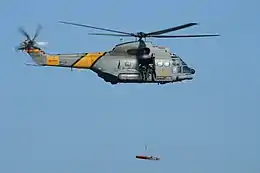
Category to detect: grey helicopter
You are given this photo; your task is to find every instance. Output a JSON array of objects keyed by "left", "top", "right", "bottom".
[{"left": 16, "top": 21, "right": 219, "bottom": 85}]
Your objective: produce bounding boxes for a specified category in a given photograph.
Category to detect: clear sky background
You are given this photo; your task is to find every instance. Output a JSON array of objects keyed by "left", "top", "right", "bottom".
[{"left": 0, "top": 0, "right": 259, "bottom": 173}]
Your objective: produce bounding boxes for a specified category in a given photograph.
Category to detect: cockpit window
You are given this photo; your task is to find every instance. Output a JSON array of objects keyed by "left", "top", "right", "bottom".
[
  {"left": 171, "top": 54, "right": 177, "bottom": 58},
  {"left": 172, "top": 58, "right": 179, "bottom": 65},
  {"left": 179, "top": 57, "right": 187, "bottom": 65},
  {"left": 171, "top": 54, "right": 187, "bottom": 66}
]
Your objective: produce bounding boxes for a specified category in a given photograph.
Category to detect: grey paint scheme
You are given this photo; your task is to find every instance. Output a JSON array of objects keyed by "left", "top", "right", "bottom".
[
  {"left": 91, "top": 41, "right": 195, "bottom": 84},
  {"left": 29, "top": 52, "right": 86, "bottom": 67},
  {"left": 28, "top": 41, "right": 195, "bottom": 85}
]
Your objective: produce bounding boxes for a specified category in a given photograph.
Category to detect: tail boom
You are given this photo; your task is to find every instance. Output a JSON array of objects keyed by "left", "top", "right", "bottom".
[{"left": 25, "top": 47, "right": 106, "bottom": 69}]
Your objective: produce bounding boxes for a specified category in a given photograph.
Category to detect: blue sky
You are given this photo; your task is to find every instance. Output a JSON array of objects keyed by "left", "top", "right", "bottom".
[{"left": 0, "top": 0, "right": 259, "bottom": 172}]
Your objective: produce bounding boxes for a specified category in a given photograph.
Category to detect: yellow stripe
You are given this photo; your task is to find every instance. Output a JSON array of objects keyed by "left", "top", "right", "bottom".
[
  {"left": 27, "top": 49, "right": 41, "bottom": 53},
  {"left": 26, "top": 48, "right": 45, "bottom": 55},
  {"left": 46, "top": 55, "right": 60, "bottom": 66},
  {"left": 73, "top": 52, "right": 105, "bottom": 68}
]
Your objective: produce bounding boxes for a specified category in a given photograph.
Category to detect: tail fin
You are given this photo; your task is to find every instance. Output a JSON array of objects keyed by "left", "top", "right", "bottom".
[
  {"left": 16, "top": 25, "right": 51, "bottom": 66},
  {"left": 16, "top": 25, "right": 94, "bottom": 68},
  {"left": 24, "top": 47, "right": 48, "bottom": 65}
]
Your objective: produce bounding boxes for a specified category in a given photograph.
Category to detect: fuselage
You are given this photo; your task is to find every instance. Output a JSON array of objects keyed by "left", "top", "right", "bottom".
[
  {"left": 90, "top": 41, "right": 195, "bottom": 84},
  {"left": 24, "top": 41, "right": 195, "bottom": 85},
  {"left": 92, "top": 52, "right": 195, "bottom": 84}
]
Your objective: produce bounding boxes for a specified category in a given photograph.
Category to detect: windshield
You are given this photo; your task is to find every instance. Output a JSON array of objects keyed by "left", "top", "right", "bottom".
[
  {"left": 179, "top": 58, "right": 187, "bottom": 65},
  {"left": 171, "top": 54, "right": 187, "bottom": 65},
  {"left": 171, "top": 53, "right": 177, "bottom": 58}
]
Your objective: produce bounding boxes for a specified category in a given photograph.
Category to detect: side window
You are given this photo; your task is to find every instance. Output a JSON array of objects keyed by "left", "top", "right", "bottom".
[
  {"left": 125, "top": 61, "right": 131, "bottom": 67},
  {"left": 177, "top": 66, "right": 181, "bottom": 73},
  {"left": 172, "top": 59, "right": 180, "bottom": 66},
  {"left": 157, "top": 61, "right": 163, "bottom": 67},
  {"left": 157, "top": 61, "right": 170, "bottom": 67},
  {"left": 164, "top": 61, "right": 170, "bottom": 67}
]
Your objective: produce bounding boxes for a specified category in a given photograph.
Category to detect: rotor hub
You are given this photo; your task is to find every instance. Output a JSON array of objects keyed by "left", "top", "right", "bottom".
[
  {"left": 136, "top": 32, "right": 146, "bottom": 38},
  {"left": 16, "top": 24, "right": 42, "bottom": 51}
]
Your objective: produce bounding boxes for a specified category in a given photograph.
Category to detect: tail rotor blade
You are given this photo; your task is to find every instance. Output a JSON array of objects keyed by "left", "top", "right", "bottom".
[
  {"left": 15, "top": 45, "right": 25, "bottom": 52},
  {"left": 32, "top": 24, "right": 42, "bottom": 41},
  {"left": 18, "top": 27, "right": 31, "bottom": 40},
  {"left": 16, "top": 24, "right": 45, "bottom": 52}
]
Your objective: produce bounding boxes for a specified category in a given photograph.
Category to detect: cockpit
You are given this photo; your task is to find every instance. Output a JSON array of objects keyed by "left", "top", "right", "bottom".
[{"left": 170, "top": 53, "right": 195, "bottom": 74}]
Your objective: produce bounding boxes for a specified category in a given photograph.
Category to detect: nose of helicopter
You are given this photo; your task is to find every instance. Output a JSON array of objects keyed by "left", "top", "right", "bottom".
[
  {"left": 183, "top": 66, "right": 195, "bottom": 74},
  {"left": 190, "top": 68, "right": 195, "bottom": 74}
]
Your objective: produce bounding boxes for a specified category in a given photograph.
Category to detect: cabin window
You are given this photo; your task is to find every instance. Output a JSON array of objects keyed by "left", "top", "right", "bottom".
[
  {"left": 173, "top": 66, "right": 181, "bottom": 73},
  {"left": 157, "top": 61, "right": 163, "bottom": 66},
  {"left": 164, "top": 61, "right": 170, "bottom": 67},
  {"left": 125, "top": 61, "right": 131, "bottom": 66},
  {"left": 172, "top": 59, "right": 180, "bottom": 66},
  {"left": 177, "top": 66, "right": 181, "bottom": 73}
]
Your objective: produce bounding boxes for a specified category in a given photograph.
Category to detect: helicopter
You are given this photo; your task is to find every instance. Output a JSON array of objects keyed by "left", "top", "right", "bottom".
[{"left": 16, "top": 21, "right": 220, "bottom": 85}]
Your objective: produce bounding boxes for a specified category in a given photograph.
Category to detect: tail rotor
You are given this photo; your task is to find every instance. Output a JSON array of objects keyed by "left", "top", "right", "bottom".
[{"left": 16, "top": 24, "right": 48, "bottom": 52}]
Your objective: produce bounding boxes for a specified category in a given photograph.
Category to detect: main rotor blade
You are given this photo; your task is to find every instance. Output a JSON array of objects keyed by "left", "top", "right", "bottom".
[
  {"left": 18, "top": 27, "right": 31, "bottom": 40},
  {"left": 59, "top": 21, "right": 134, "bottom": 36},
  {"left": 150, "top": 34, "right": 220, "bottom": 38},
  {"left": 146, "top": 23, "right": 198, "bottom": 36},
  {"left": 32, "top": 24, "right": 42, "bottom": 41},
  {"left": 88, "top": 33, "right": 133, "bottom": 37}
]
